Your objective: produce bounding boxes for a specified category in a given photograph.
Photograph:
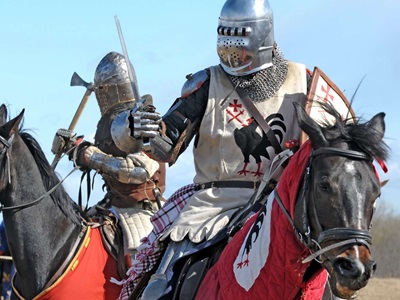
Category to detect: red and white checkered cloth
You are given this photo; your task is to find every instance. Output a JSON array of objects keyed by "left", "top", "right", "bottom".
[{"left": 115, "top": 183, "right": 199, "bottom": 300}]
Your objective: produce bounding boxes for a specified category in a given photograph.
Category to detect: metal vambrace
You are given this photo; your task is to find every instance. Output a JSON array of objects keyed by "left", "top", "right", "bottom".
[
  {"left": 149, "top": 134, "right": 174, "bottom": 163},
  {"left": 80, "top": 146, "right": 158, "bottom": 184}
]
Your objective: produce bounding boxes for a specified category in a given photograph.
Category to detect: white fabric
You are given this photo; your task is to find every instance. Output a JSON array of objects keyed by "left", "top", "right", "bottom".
[
  {"left": 161, "top": 187, "right": 254, "bottom": 243},
  {"left": 233, "top": 193, "right": 275, "bottom": 291},
  {"left": 162, "top": 62, "right": 307, "bottom": 243},
  {"left": 112, "top": 206, "right": 155, "bottom": 255}
]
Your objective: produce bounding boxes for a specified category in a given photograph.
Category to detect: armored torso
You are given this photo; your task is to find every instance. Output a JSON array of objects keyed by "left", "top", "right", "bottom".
[
  {"left": 194, "top": 62, "right": 306, "bottom": 183},
  {"left": 162, "top": 62, "right": 307, "bottom": 243}
]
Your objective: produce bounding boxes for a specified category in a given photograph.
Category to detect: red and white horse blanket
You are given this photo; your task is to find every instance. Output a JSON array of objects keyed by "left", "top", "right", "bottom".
[{"left": 197, "top": 141, "right": 327, "bottom": 300}]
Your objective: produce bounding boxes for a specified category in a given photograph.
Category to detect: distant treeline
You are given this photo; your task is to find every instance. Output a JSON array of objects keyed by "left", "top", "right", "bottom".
[{"left": 371, "top": 201, "right": 400, "bottom": 277}]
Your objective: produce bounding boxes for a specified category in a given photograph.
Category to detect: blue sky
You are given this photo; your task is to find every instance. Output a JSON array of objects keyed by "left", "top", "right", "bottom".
[{"left": 0, "top": 0, "right": 399, "bottom": 213}]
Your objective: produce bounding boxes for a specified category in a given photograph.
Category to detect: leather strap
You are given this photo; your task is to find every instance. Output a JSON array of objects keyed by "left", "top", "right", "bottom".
[
  {"left": 42, "top": 224, "right": 88, "bottom": 291},
  {"left": 198, "top": 180, "right": 260, "bottom": 190},
  {"left": 235, "top": 86, "right": 283, "bottom": 154}
]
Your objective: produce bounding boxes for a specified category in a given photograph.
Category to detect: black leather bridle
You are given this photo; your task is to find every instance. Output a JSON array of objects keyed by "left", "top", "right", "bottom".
[
  {"left": 0, "top": 134, "right": 13, "bottom": 188},
  {"left": 274, "top": 146, "right": 375, "bottom": 264}
]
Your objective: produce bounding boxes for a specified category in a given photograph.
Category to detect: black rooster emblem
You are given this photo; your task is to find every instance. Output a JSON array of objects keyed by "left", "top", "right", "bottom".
[
  {"left": 237, "top": 204, "right": 267, "bottom": 269},
  {"left": 234, "top": 113, "right": 286, "bottom": 176}
]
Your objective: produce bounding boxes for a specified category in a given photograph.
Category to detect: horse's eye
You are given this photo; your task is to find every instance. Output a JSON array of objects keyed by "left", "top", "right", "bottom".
[{"left": 317, "top": 181, "right": 330, "bottom": 192}]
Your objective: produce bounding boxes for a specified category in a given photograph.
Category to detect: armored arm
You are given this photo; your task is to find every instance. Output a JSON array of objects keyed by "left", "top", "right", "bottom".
[
  {"left": 149, "top": 69, "right": 211, "bottom": 165},
  {"left": 74, "top": 142, "right": 159, "bottom": 184}
]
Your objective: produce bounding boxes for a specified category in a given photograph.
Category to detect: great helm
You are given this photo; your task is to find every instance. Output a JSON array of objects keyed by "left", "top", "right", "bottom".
[
  {"left": 93, "top": 52, "right": 142, "bottom": 156},
  {"left": 94, "top": 51, "right": 136, "bottom": 116},
  {"left": 217, "top": 0, "right": 274, "bottom": 76}
]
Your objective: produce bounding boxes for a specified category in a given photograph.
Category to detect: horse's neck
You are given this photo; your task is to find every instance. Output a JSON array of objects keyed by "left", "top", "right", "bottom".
[{"left": 5, "top": 137, "right": 82, "bottom": 299}]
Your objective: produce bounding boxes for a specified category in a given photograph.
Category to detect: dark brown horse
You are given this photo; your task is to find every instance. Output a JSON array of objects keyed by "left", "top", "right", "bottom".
[{"left": 0, "top": 104, "right": 123, "bottom": 299}]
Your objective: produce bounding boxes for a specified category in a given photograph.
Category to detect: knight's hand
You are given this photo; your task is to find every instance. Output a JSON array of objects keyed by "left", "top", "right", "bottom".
[
  {"left": 51, "top": 129, "right": 84, "bottom": 157},
  {"left": 130, "top": 110, "right": 161, "bottom": 139},
  {"left": 126, "top": 152, "right": 159, "bottom": 178},
  {"left": 72, "top": 141, "right": 94, "bottom": 171},
  {"left": 72, "top": 144, "right": 159, "bottom": 184}
]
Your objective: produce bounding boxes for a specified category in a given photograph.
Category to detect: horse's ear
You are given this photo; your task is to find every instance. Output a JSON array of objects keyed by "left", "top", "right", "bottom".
[
  {"left": 293, "top": 102, "right": 328, "bottom": 147},
  {"left": 1, "top": 109, "right": 24, "bottom": 137},
  {"left": 368, "top": 112, "right": 385, "bottom": 141},
  {"left": 0, "top": 104, "right": 8, "bottom": 125},
  {"left": 380, "top": 179, "right": 389, "bottom": 188}
]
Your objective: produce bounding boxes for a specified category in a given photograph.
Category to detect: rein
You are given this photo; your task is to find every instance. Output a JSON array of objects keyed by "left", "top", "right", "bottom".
[{"left": 274, "top": 146, "right": 373, "bottom": 264}]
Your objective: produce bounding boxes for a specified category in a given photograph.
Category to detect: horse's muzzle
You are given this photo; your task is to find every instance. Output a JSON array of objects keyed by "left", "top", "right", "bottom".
[{"left": 327, "top": 248, "right": 376, "bottom": 299}]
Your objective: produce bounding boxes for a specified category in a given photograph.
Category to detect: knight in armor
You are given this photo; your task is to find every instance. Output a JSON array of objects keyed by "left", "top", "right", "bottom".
[
  {"left": 117, "top": 0, "right": 346, "bottom": 298},
  {"left": 52, "top": 52, "right": 166, "bottom": 266}
]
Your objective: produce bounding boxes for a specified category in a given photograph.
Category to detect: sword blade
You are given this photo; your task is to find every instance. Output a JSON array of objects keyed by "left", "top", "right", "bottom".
[{"left": 114, "top": 15, "right": 141, "bottom": 103}]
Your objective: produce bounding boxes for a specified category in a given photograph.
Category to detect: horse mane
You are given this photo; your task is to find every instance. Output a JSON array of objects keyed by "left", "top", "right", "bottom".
[
  {"left": 319, "top": 102, "right": 389, "bottom": 161},
  {"left": 19, "top": 130, "right": 84, "bottom": 225}
]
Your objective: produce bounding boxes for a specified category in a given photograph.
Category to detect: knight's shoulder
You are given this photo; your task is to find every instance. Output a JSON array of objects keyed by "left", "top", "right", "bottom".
[{"left": 181, "top": 69, "right": 210, "bottom": 98}]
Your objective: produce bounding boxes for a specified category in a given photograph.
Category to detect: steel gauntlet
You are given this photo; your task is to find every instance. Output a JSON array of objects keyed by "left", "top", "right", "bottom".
[
  {"left": 130, "top": 110, "right": 162, "bottom": 139},
  {"left": 51, "top": 129, "right": 83, "bottom": 157},
  {"left": 75, "top": 145, "right": 159, "bottom": 184}
]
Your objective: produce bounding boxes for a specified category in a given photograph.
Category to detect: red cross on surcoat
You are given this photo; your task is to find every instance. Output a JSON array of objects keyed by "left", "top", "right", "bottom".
[{"left": 229, "top": 99, "right": 242, "bottom": 112}]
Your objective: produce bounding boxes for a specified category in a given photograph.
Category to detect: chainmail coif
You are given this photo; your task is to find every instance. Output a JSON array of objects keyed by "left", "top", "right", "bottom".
[{"left": 230, "top": 47, "right": 288, "bottom": 102}]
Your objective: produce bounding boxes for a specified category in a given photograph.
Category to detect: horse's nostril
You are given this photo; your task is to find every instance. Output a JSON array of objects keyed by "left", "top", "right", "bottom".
[
  {"left": 372, "top": 261, "right": 377, "bottom": 273},
  {"left": 334, "top": 257, "right": 362, "bottom": 278},
  {"left": 339, "top": 259, "right": 352, "bottom": 271}
]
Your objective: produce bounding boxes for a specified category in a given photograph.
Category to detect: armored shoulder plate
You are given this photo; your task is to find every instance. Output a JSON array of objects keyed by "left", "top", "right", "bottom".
[{"left": 181, "top": 69, "right": 209, "bottom": 98}]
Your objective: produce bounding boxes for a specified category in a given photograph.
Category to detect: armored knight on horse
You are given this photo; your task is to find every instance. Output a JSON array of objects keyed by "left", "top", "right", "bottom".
[
  {"left": 110, "top": 0, "right": 389, "bottom": 299},
  {"left": 0, "top": 0, "right": 389, "bottom": 299},
  {"left": 52, "top": 51, "right": 166, "bottom": 266}
]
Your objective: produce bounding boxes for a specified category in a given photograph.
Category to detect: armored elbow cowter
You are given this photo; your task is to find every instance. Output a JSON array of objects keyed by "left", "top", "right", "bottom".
[{"left": 77, "top": 145, "right": 160, "bottom": 184}]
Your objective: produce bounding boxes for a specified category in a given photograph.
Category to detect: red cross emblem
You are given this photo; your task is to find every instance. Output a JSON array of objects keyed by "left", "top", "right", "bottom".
[
  {"left": 321, "top": 83, "right": 335, "bottom": 103},
  {"left": 226, "top": 99, "right": 249, "bottom": 126},
  {"left": 229, "top": 99, "right": 243, "bottom": 112},
  {"left": 226, "top": 108, "right": 246, "bottom": 125}
]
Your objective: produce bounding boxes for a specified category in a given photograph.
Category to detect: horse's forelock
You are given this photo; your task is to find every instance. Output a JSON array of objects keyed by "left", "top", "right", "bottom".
[
  {"left": 318, "top": 102, "right": 389, "bottom": 162},
  {"left": 346, "top": 122, "right": 389, "bottom": 161}
]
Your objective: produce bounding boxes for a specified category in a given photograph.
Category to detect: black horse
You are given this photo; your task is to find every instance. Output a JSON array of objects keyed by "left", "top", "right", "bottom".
[
  {"left": 0, "top": 104, "right": 123, "bottom": 299},
  {"left": 167, "top": 102, "right": 388, "bottom": 300}
]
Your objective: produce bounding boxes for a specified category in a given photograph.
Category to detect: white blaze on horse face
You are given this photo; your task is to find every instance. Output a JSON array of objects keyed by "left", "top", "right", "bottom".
[
  {"left": 353, "top": 246, "right": 365, "bottom": 272},
  {"left": 344, "top": 161, "right": 363, "bottom": 226},
  {"left": 344, "top": 161, "right": 357, "bottom": 176}
]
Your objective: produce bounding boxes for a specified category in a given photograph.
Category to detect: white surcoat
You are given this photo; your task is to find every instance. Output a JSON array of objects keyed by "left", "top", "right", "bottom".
[{"left": 162, "top": 62, "right": 307, "bottom": 243}]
